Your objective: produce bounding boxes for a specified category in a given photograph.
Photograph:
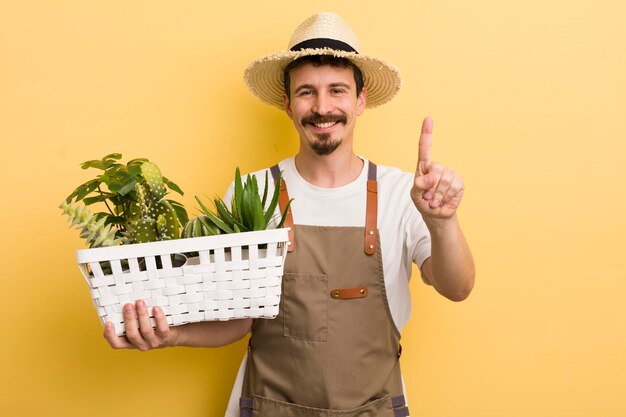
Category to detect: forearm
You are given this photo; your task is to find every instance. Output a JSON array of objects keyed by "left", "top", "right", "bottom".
[
  {"left": 174, "top": 318, "right": 252, "bottom": 348},
  {"left": 104, "top": 301, "right": 253, "bottom": 351},
  {"left": 423, "top": 214, "right": 475, "bottom": 301}
]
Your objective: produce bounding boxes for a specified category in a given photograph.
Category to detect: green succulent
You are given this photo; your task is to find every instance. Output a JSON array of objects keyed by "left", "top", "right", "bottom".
[
  {"left": 59, "top": 201, "right": 122, "bottom": 248},
  {"left": 182, "top": 215, "right": 219, "bottom": 238}
]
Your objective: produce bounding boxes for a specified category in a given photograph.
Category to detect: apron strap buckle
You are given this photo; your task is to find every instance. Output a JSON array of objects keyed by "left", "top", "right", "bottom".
[
  {"left": 392, "top": 395, "right": 410, "bottom": 417},
  {"left": 239, "top": 397, "right": 253, "bottom": 417}
]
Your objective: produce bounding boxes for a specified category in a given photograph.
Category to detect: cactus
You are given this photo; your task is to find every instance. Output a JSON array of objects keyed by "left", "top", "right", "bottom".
[
  {"left": 141, "top": 161, "right": 167, "bottom": 200},
  {"left": 132, "top": 217, "right": 159, "bottom": 243},
  {"left": 125, "top": 162, "right": 183, "bottom": 243},
  {"left": 59, "top": 201, "right": 122, "bottom": 247},
  {"left": 62, "top": 154, "right": 188, "bottom": 248}
]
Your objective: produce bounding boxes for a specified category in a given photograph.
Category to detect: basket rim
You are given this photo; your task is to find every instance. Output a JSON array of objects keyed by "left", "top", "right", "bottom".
[{"left": 76, "top": 227, "right": 290, "bottom": 263}]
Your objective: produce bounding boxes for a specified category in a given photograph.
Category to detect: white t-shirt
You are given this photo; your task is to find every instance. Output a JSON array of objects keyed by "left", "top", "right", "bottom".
[{"left": 223, "top": 156, "right": 431, "bottom": 417}]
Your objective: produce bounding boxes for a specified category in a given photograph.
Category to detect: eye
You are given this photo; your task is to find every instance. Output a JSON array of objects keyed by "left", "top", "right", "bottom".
[
  {"left": 330, "top": 88, "right": 347, "bottom": 95},
  {"left": 296, "top": 89, "right": 314, "bottom": 97}
]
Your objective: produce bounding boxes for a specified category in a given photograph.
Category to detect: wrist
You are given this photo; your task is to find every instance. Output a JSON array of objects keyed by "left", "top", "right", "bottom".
[
  {"left": 167, "top": 326, "right": 181, "bottom": 347},
  {"left": 423, "top": 214, "right": 459, "bottom": 233}
]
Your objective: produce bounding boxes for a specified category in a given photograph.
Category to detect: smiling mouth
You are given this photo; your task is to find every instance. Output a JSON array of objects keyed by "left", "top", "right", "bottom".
[
  {"left": 312, "top": 121, "right": 338, "bottom": 129},
  {"left": 302, "top": 114, "right": 347, "bottom": 129}
]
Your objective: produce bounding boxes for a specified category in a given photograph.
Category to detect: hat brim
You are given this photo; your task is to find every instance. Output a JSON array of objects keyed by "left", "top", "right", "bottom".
[{"left": 244, "top": 48, "right": 401, "bottom": 109}]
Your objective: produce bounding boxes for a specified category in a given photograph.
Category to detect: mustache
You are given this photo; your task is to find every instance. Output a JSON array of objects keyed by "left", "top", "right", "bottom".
[{"left": 301, "top": 113, "right": 347, "bottom": 127}]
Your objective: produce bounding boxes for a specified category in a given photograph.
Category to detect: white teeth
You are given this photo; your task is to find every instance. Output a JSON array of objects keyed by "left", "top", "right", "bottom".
[{"left": 314, "top": 122, "right": 336, "bottom": 128}]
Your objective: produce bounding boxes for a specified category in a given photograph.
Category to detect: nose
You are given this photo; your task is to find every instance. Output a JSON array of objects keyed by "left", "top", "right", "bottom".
[{"left": 312, "top": 92, "right": 334, "bottom": 114}]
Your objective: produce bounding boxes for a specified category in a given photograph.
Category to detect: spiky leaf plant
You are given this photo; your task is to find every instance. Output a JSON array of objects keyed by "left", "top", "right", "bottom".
[{"left": 193, "top": 168, "right": 292, "bottom": 236}]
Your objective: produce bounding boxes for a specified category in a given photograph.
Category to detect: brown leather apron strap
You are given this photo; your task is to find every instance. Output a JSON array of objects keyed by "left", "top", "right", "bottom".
[
  {"left": 270, "top": 165, "right": 295, "bottom": 252},
  {"left": 364, "top": 161, "right": 378, "bottom": 255}
]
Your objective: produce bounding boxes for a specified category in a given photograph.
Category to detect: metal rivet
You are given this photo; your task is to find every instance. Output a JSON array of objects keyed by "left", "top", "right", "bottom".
[
  {"left": 369, "top": 230, "right": 374, "bottom": 235},
  {"left": 368, "top": 244, "right": 374, "bottom": 249},
  {"left": 287, "top": 241, "right": 292, "bottom": 246},
  {"left": 333, "top": 291, "right": 340, "bottom": 298},
  {"left": 360, "top": 289, "right": 366, "bottom": 295}
]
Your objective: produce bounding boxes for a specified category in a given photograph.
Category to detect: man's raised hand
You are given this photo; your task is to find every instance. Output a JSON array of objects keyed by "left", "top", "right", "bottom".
[{"left": 410, "top": 117, "right": 465, "bottom": 222}]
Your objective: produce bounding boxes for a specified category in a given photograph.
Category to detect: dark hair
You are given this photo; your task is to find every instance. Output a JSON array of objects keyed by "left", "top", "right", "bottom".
[{"left": 283, "top": 55, "right": 365, "bottom": 101}]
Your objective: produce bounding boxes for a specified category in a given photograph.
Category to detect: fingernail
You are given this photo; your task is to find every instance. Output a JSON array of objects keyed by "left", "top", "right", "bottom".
[
  {"left": 423, "top": 191, "right": 433, "bottom": 200},
  {"left": 124, "top": 304, "right": 133, "bottom": 313},
  {"left": 431, "top": 199, "right": 441, "bottom": 207}
]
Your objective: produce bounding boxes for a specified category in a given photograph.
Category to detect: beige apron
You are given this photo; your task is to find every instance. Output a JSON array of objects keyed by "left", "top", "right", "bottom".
[{"left": 240, "top": 162, "right": 409, "bottom": 417}]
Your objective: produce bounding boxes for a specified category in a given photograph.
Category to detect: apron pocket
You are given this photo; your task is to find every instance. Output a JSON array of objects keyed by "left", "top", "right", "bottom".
[
  {"left": 252, "top": 394, "right": 395, "bottom": 417},
  {"left": 283, "top": 273, "right": 328, "bottom": 342}
]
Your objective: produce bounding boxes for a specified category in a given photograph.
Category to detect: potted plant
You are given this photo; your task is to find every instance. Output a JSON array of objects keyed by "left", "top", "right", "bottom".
[{"left": 61, "top": 154, "right": 291, "bottom": 335}]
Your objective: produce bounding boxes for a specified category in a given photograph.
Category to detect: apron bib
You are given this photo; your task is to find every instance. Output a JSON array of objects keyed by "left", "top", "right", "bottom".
[{"left": 240, "top": 162, "right": 409, "bottom": 417}]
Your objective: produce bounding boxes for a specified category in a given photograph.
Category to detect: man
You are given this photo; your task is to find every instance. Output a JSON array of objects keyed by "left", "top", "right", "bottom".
[{"left": 105, "top": 12, "right": 474, "bottom": 417}]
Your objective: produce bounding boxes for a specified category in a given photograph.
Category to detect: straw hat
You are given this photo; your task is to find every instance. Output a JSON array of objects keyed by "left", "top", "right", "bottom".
[{"left": 244, "top": 12, "right": 401, "bottom": 109}]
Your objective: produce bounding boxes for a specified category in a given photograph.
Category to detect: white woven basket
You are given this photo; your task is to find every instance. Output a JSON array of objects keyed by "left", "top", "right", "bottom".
[{"left": 76, "top": 228, "right": 289, "bottom": 336}]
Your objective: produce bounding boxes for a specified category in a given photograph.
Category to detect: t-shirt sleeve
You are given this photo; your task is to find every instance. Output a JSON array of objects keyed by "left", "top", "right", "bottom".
[
  {"left": 396, "top": 173, "right": 431, "bottom": 268},
  {"left": 406, "top": 207, "right": 431, "bottom": 268},
  {"left": 378, "top": 166, "right": 432, "bottom": 276}
]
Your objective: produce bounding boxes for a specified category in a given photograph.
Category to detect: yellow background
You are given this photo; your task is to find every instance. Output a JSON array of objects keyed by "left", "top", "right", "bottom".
[{"left": 1, "top": 1, "right": 625, "bottom": 416}]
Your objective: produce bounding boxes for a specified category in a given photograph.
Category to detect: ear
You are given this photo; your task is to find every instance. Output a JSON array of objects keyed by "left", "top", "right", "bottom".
[
  {"left": 283, "top": 93, "right": 292, "bottom": 117},
  {"left": 356, "top": 87, "right": 367, "bottom": 116}
]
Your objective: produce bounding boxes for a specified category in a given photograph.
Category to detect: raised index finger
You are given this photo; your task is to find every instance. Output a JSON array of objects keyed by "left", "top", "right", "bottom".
[{"left": 418, "top": 116, "right": 433, "bottom": 164}]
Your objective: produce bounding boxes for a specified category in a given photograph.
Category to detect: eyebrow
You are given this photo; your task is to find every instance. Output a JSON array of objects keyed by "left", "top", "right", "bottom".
[
  {"left": 293, "top": 82, "right": 352, "bottom": 95},
  {"left": 328, "top": 82, "right": 352, "bottom": 90},
  {"left": 293, "top": 84, "right": 315, "bottom": 95}
]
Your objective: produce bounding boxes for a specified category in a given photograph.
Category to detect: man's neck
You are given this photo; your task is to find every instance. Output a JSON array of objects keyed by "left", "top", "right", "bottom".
[{"left": 294, "top": 148, "right": 364, "bottom": 188}]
